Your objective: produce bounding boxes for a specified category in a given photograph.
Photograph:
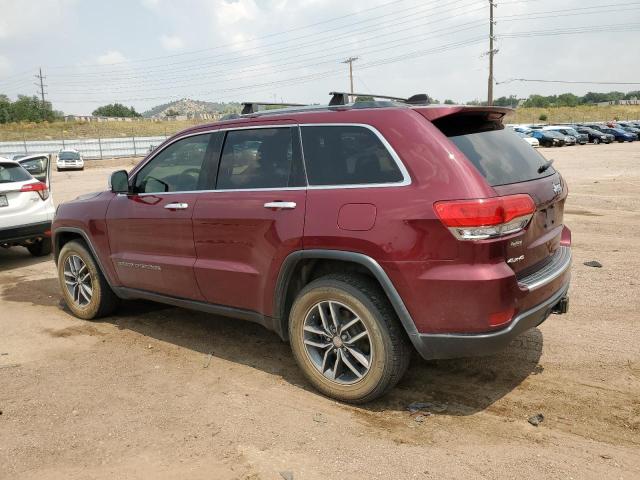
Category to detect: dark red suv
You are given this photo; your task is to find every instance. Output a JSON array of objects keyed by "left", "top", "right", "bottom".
[{"left": 53, "top": 95, "right": 571, "bottom": 403}]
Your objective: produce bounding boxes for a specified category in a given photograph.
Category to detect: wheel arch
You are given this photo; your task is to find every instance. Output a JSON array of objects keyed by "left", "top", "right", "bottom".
[
  {"left": 273, "top": 250, "right": 420, "bottom": 344},
  {"left": 53, "top": 227, "right": 117, "bottom": 287}
]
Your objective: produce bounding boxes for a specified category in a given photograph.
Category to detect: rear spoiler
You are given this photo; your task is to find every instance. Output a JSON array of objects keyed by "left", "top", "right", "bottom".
[{"left": 413, "top": 105, "right": 513, "bottom": 122}]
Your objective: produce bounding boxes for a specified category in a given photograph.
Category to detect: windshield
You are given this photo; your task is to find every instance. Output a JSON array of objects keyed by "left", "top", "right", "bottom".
[
  {"left": 59, "top": 151, "right": 80, "bottom": 160},
  {"left": 562, "top": 128, "right": 579, "bottom": 136},
  {"left": 0, "top": 162, "right": 32, "bottom": 183}
]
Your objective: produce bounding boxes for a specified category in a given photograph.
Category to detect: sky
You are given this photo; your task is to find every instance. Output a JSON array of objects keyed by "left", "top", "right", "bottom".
[{"left": 0, "top": 0, "right": 639, "bottom": 115}]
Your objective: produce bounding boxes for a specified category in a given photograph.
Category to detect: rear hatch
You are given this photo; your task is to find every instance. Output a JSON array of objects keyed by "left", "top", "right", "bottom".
[{"left": 421, "top": 107, "right": 567, "bottom": 275}]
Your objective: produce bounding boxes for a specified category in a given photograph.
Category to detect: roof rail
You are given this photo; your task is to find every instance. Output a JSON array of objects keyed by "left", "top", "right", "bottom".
[
  {"left": 241, "top": 102, "right": 308, "bottom": 115},
  {"left": 328, "top": 91, "right": 431, "bottom": 106}
]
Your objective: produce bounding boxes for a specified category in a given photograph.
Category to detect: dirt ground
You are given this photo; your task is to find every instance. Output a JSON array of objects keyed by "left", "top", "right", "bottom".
[{"left": 1, "top": 144, "right": 639, "bottom": 479}]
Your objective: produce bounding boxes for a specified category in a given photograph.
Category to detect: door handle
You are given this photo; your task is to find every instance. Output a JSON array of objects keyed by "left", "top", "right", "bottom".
[
  {"left": 164, "top": 202, "right": 189, "bottom": 210},
  {"left": 264, "top": 201, "right": 296, "bottom": 210}
]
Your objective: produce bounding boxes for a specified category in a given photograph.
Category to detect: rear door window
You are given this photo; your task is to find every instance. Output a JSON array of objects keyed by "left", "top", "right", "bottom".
[
  {"left": 300, "top": 125, "right": 404, "bottom": 186},
  {"left": 435, "top": 114, "right": 554, "bottom": 186},
  {"left": 0, "top": 162, "right": 31, "bottom": 183}
]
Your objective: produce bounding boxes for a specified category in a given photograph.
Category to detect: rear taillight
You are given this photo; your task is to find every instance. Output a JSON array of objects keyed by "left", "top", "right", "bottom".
[
  {"left": 21, "top": 182, "right": 49, "bottom": 200},
  {"left": 434, "top": 194, "right": 535, "bottom": 241}
]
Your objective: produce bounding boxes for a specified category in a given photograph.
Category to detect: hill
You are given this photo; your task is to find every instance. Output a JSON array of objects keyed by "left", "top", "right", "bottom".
[{"left": 142, "top": 98, "right": 241, "bottom": 119}]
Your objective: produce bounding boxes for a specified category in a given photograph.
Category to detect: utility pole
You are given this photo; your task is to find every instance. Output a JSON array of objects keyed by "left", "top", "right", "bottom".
[
  {"left": 342, "top": 56, "right": 359, "bottom": 100},
  {"left": 35, "top": 67, "right": 47, "bottom": 117},
  {"left": 487, "top": 1, "right": 496, "bottom": 105}
]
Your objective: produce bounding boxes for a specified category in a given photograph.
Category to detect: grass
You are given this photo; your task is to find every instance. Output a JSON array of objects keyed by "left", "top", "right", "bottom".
[
  {"left": 2, "top": 105, "right": 640, "bottom": 141},
  {"left": 508, "top": 105, "right": 640, "bottom": 125}
]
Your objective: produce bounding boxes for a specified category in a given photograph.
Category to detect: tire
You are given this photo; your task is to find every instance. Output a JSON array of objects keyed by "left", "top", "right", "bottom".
[
  {"left": 289, "top": 273, "right": 411, "bottom": 403},
  {"left": 593, "top": 137, "right": 600, "bottom": 145},
  {"left": 57, "top": 240, "right": 119, "bottom": 320},
  {"left": 27, "top": 237, "right": 52, "bottom": 257}
]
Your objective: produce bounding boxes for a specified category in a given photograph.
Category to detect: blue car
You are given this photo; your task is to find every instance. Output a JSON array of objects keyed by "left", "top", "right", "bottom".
[{"left": 602, "top": 128, "right": 637, "bottom": 142}]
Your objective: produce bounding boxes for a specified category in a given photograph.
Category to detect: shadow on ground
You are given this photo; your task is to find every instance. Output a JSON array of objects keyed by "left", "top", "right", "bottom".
[
  {"left": 0, "top": 247, "right": 52, "bottom": 273},
  {"left": 2, "top": 278, "right": 543, "bottom": 415},
  {"left": 110, "top": 300, "right": 544, "bottom": 415}
]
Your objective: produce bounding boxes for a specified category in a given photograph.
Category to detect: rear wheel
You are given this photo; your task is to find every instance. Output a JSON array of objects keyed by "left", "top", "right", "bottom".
[
  {"left": 289, "top": 274, "right": 411, "bottom": 403},
  {"left": 57, "top": 240, "right": 119, "bottom": 319},
  {"left": 27, "top": 238, "right": 52, "bottom": 257}
]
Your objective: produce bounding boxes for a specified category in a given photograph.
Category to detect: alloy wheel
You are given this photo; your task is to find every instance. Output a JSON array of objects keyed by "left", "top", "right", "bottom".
[
  {"left": 63, "top": 254, "right": 93, "bottom": 307},
  {"left": 302, "top": 300, "right": 373, "bottom": 385}
]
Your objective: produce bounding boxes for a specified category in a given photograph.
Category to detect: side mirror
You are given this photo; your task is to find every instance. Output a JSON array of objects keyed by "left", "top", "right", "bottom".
[{"left": 109, "top": 170, "right": 130, "bottom": 194}]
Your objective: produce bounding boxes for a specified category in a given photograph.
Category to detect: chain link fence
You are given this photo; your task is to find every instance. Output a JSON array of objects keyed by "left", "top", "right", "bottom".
[{"left": 0, "top": 120, "right": 205, "bottom": 160}]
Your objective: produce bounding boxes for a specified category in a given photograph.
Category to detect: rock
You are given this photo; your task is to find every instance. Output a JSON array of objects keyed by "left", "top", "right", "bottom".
[
  {"left": 528, "top": 413, "right": 544, "bottom": 426},
  {"left": 313, "top": 413, "right": 327, "bottom": 424},
  {"left": 408, "top": 401, "right": 447, "bottom": 414},
  {"left": 72, "top": 410, "right": 79, "bottom": 416},
  {"left": 600, "top": 454, "right": 612, "bottom": 460},
  {"left": 584, "top": 261, "right": 602, "bottom": 268},
  {"left": 280, "top": 471, "right": 294, "bottom": 480},
  {"left": 414, "top": 414, "right": 430, "bottom": 423}
]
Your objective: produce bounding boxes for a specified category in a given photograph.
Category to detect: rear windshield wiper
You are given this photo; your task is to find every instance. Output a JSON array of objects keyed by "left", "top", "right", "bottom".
[{"left": 538, "top": 159, "right": 554, "bottom": 174}]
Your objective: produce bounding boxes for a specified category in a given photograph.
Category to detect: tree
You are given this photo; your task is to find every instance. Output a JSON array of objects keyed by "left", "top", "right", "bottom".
[
  {"left": 493, "top": 95, "right": 519, "bottom": 107},
  {"left": 443, "top": 99, "right": 455, "bottom": 105},
  {"left": 92, "top": 103, "right": 142, "bottom": 118},
  {"left": 538, "top": 113, "right": 548, "bottom": 122},
  {"left": 0, "top": 94, "right": 11, "bottom": 123},
  {"left": 556, "top": 93, "right": 580, "bottom": 107},
  {"left": 164, "top": 109, "right": 180, "bottom": 117}
]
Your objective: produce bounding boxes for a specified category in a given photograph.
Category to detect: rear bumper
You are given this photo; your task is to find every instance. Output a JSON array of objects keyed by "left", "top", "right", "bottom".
[
  {"left": 412, "top": 282, "right": 570, "bottom": 360},
  {"left": 0, "top": 221, "right": 51, "bottom": 244}
]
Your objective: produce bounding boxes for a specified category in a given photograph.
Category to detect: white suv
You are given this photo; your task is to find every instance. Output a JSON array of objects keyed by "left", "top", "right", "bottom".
[
  {"left": 56, "top": 149, "right": 84, "bottom": 171},
  {"left": 0, "top": 155, "right": 54, "bottom": 256}
]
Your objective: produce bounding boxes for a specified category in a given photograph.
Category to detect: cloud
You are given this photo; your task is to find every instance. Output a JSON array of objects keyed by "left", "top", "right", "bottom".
[
  {"left": 160, "top": 34, "right": 185, "bottom": 51},
  {"left": 0, "top": 0, "right": 77, "bottom": 40},
  {"left": 0, "top": 55, "right": 11, "bottom": 76},
  {"left": 96, "top": 50, "right": 128, "bottom": 65},
  {"left": 140, "top": 0, "right": 160, "bottom": 9}
]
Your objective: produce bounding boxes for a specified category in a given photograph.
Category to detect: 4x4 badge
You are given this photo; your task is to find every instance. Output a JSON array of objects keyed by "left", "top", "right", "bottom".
[{"left": 553, "top": 183, "right": 562, "bottom": 195}]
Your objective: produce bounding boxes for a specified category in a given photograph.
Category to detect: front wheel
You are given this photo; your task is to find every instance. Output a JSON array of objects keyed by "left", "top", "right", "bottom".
[
  {"left": 593, "top": 138, "right": 600, "bottom": 145},
  {"left": 289, "top": 274, "right": 411, "bottom": 403},
  {"left": 57, "top": 240, "right": 119, "bottom": 319}
]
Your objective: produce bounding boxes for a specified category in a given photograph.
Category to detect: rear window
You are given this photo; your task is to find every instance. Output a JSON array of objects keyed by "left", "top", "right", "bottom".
[
  {"left": 59, "top": 151, "right": 80, "bottom": 160},
  {"left": 435, "top": 114, "right": 554, "bottom": 186},
  {"left": 301, "top": 125, "right": 404, "bottom": 186},
  {"left": 0, "top": 163, "right": 31, "bottom": 183}
]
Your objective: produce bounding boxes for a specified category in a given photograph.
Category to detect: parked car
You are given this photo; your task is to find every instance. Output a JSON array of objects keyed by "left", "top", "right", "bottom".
[
  {"left": 0, "top": 155, "right": 54, "bottom": 256},
  {"left": 530, "top": 129, "right": 566, "bottom": 147},
  {"left": 56, "top": 149, "right": 84, "bottom": 171},
  {"left": 543, "top": 126, "right": 587, "bottom": 145},
  {"left": 617, "top": 124, "right": 640, "bottom": 136},
  {"left": 573, "top": 126, "right": 613, "bottom": 144},
  {"left": 12, "top": 154, "right": 26, "bottom": 161},
  {"left": 581, "top": 123, "right": 607, "bottom": 133},
  {"left": 515, "top": 130, "right": 540, "bottom": 147},
  {"left": 601, "top": 127, "right": 637, "bottom": 142},
  {"left": 52, "top": 98, "right": 571, "bottom": 403}
]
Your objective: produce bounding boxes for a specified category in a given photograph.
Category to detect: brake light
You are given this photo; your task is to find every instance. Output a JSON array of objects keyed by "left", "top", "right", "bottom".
[
  {"left": 20, "top": 182, "right": 49, "bottom": 200},
  {"left": 434, "top": 194, "right": 535, "bottom": 240}
]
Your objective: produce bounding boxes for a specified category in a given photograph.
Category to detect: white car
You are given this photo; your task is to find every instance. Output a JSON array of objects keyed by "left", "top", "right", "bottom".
[
  {"left": 0, "top": 155, "right": 54, "bottom": 256},
  {"left": 515, "top": 131, "right": 540, "bottom": 147},
  {"left": 57, "top": 149, "right": 84, "bottom": 171}
]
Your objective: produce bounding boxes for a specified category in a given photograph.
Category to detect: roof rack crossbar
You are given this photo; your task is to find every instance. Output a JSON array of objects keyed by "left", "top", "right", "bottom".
[
  {"left": 328, "top": 92, "right": 431, "bottom": 106},
  {"left": 241, "top": 102, "right": 308, "bottom": 115}
]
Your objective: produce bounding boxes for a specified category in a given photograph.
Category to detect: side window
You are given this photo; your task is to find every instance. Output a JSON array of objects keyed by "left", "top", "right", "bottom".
[
  {"left": 301, "top": 126, "right": 404, "bottom": 186},
  {"left": 134, "top": 134, "right": 212, "bottom": 193},
  {"left": 217, "top": 128, "right": 301, "bottom": 190}
]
